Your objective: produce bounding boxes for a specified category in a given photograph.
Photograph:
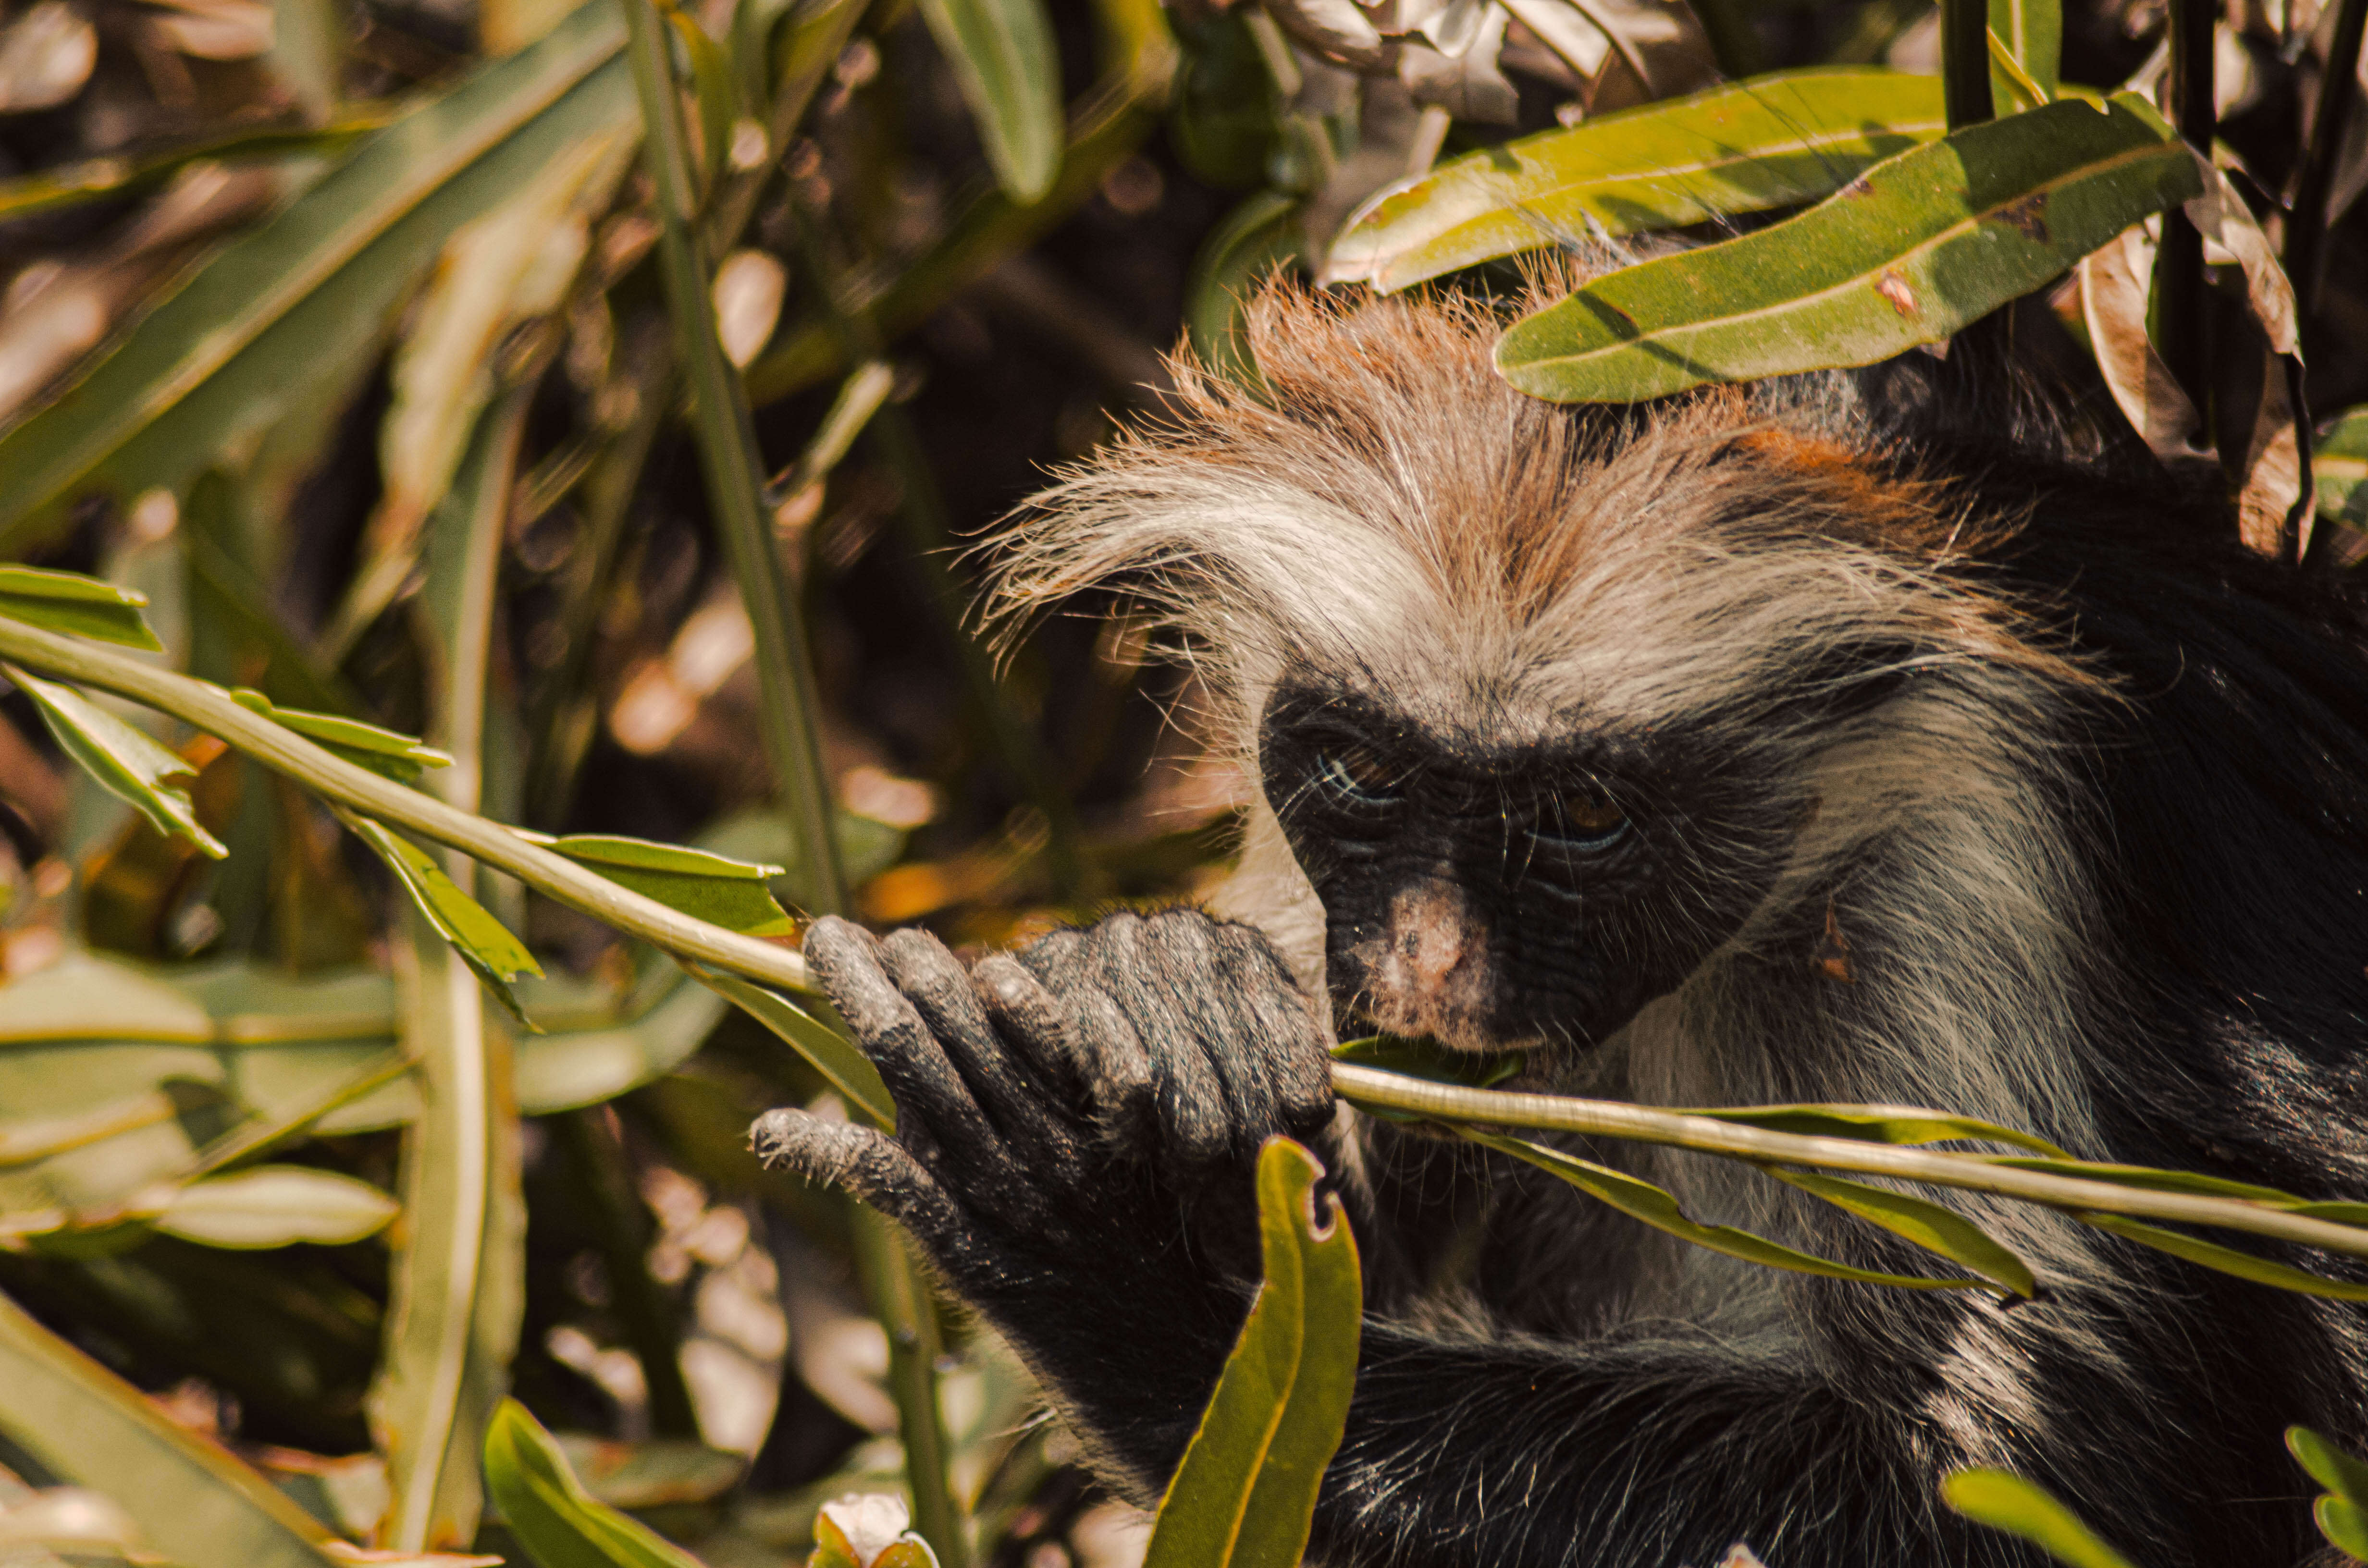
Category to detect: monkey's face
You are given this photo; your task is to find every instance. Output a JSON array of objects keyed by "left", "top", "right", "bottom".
[{"left": 1260, "top": 681, "right": 1789, "bottom": 1057}]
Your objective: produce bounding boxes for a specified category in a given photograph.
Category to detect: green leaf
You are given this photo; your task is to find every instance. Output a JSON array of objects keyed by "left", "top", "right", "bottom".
[
  {"left": 1941, "top": 1469, "right": 2139, "bottom": 1568},
  {"left": 1684, "top": 1102, "right": 2071, "bottom": 1156},
  {"left": 2319, "top": 1496, "right": 2368, "bottom": 1561},
  {"left": 227, "top": 687, "right": 453, "bottom": 784},
  {"left": 523, "top": 832, "right": 792, "bottom": 937},
  {"left": 1144, "top": 1137, "right": 1361, "bottom": 1568},
  {"left": 658, "top": 0, "right": 737, "bottom": 195},
  {"left": 1329, "top": 1034, "right": 1523, "bottom": 1094},
  {"left": 2317, "top": 405, "right": 2368, "bottom": 526},
  {"left": 482, "top": 1398, "right": 707, "bottom": 1568},
  {"left": 4, "top": 665, "right": 226, "bottom": 858},
  {"left": 2291, "top": 1426, "right": 2368, "bottom": 1507},
  {"left": 0, "top": 115, "right": 388, "bottom": 228},
  {"left": 1493, "top": 93, "right": 2205, "bottom": 404},
  {"left": 1327, "top": 68, "right": 1948, "bottom": 294},
  {"left": 916, "top": 0, "right": 1062, "bottom": 203},
  {"left": 684, "top": 963, "right": 896, "bottom": 1130},
  {"left": 0, "top": 1, "right": 636, "bottom": 553},
  {"left": 345, "top": 815, "right": 543, "bottom": 1028},
  {"left": 0, "top": 566, "right": 163, "bottom": 651},
  {"left": 150, "top": 1165, "right": 401, "bottom": 1248},
  {"left": 1985, "top": 1156, "right": 2305, "bottom": 1204},
  {"left": 0, "top": 1288, "right": 345, "bottom": 1568},
  {"left": 1457, "top": 1127, "right": 2003, "bottom": 1292},
  {"left": 1760, "top": 1166, "right": 2037, "bottom": 1298},
  {"left": 1185, "top": 191, "right": 1303, "bottom": 386},
  {"left": 2077, "top": 1214, "right": 2368, "bottom": 1300},
  {"left": 1987, "top": 0, "right": 2059, "bottom": 103}
]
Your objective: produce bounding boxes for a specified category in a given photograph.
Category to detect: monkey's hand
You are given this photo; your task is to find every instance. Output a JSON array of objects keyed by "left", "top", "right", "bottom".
[{"left": 750, "top": 909, "right": 1337, "bottom": 1490}]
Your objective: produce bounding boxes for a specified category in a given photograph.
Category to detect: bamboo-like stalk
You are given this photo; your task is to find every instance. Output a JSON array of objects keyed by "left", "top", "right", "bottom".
[
  {"left": 0, "top": 610, "right": 815, "bottom": 993},
  {"left": 1939, "top": 0, "right": 1994, "bottom": 127},
  {"left": 620, "top": 0, "right": 847, "bottom": 917}
]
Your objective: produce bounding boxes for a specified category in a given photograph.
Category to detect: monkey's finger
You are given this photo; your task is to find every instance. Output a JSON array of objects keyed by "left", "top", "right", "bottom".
[
  {"left": 806, "top": 918, "right": 1042, "bottom": 1219},
  {"left": 1214, "top": 922, "right": 1335, "bottom": 1141},
  {"left": 1018, "top": 926, "right": 1163, "bottom": 1145},
  {"left": 1086, "top": 913, "right": 1231, "bottom": 1172},
  {"left": 750, "top": 1108, "right": 975, "bottom": 1267},
  {"left": 880, "top": 931, "right": 1085, "bottom": 1165},
  {"left": 972, "top": 953, "right": 1092, "bottom": 1106}
]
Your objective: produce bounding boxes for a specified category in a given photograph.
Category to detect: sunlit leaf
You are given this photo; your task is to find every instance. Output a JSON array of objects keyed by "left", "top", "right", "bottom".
[
  {"left": 481, "top": 1399, "right": 706, "bottom": 1568},
  {"left": 1494, "top": 93, "right": 2204, "bottom": 403},
  {"left": 227, "top": 687, "right": 452, "bottom": 784},
  {"left": 151, "top": 1164, "right": 400, "bottom": 1248},
  {"left": 917, "top": 0, "right": 1062, "bottom": 203},
  {"left": 1143, "top": 1137, "right": 1360, "bottom": 1568},
  {"left": 1761, "top": 1166, "right": 2036, "bottom": 1298},
  {"left": 0, "top": 1289, "right": 345, "bottom": 1568},
  {"left": 1986, "top": 1156, "right": 2309, "bottom": 1204},
  {"left": 1457, "top": 1127, "right": 2004, "bottom": 1292},
  {"left": 4, "top": 664, "right": 226, "bottom": 857},
  {"left": 1941, "top": 1470, "right": 2138, "bottom": 1568},
  {"left": 684, "top": 963, "right": 895, "bottom": 1129},
  {"left": 0, "top": 566, "right": 163, "bottom": 651},
  {"left": 2290, "top": 1427, "right": 2368, "bottom": 1559},
  {"left": 1328, "top": 69, "right": 1948, "bottom": 294},
  {"left": 2074, "top": 1213, "right": 2368, "bottom": 1300},
  {"left": 345, "top": 815, "right": 543, "bottom": 1028},
  {"left": 522, "top": 832, "right": 793, "bottom": 937}
]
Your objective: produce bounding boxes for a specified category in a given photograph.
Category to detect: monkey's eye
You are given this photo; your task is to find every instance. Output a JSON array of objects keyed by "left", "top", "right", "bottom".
[
  {"left": 1530, "top": 787, "right": 1629, "bottom": 851},
  {"left": 1315, "top": 745, "right": 1402, "bottom": 806}
]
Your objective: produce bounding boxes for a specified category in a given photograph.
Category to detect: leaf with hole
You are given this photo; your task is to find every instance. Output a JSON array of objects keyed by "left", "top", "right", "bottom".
[
  {"left": 345, "top": 815, "right": 543, "bottom": 1029},
  {"left": 227, "top": 687, "right": 451, "bottom": 784},
  {"left": 1941, "top": 1470, "right": 2137, "bottom": 1568},
  {"left": 1494, "top": 93, "right": 2203, "bottom": 403},
  {"left": 1143, "top": 1137, "right": 1360, "bottom": 1568},
  {"left": 1327, "top": 68, "right": 1948, "bottom": 294},
  {"left": 5, "top": 664, "right": 225, "bottom": 857},
  {"left": 0, "top": 566, "right": 163, "bottom": 651},
  {"left": 1459, "top": 1127, "right": 2006, "bottom": 1292}
]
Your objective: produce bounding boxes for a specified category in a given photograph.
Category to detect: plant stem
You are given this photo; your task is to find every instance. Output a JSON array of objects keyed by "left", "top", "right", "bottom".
[
  {"left": 0, "top": 610, "right": 817, "bottom": 994},
  {"left": 2155, "top": 0, "right": 2216, "bottom": 405},
  {"left": 2286, "top": 0, "right": 2367, "bottom": 328},
  {"left": 851, "top": 1205, "right": 966, "bottom": 1562},
  {"left": 551, "top": 1109, "right": 702, "bottom": 1437},
  {"left": 1331, "top": 1064, "right": 2368, "bottom": 1260},
  {"left": 1940, "top": 0, "right": 1995, "bottom": 127},
  {"left": 621, "top": 0, "right": 848, "bottom": 917}
]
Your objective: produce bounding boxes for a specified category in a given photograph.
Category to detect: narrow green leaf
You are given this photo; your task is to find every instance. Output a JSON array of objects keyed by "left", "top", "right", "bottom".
[
  {"left": 1986, "top": 29, "right": 2052, "bottom": 110},
  {"left": 0, "top": 566, "right": 163, "bottom": 651},
  {"left": 1185, "top": 190, "right": 1303, "bottom": 386},
  {"left": 2317, "top": 405, "right": 2368, "bottom": 525},
  {"left": 1494, "top": 93, "right": 2205, "bottom": 403},
  {"left": 1761, "top": 1166, "right": 2037, "bottom": 1298},
  {"left": 482, "top": 1399, "right": 706, "bottom": 1568},
  {"left": 1987, "top": 0, "right": 2059, "bottom": 102},
  {"left": 0, "top": 1288, "right": 344, "bottom": 1568},
  {"left": 1329, "top": 1034, "right": 1523, "bottom": 1089},
  {"left": 1458, "top": 1127, "right": 2001, "bottom": 1292},
  {"left": 0, "top": 115, "right": 388, "bottom": 227},
  {"left": 1686, "top": 1102, "right": 2071, "bottom": 1156},
  {"left": 1144, "top": 1137, "right": 1361, "bottom": 1568},
  {"left": 916, "top": 0, "right": 1063, "bottom": 203},
  {"left": 1329, "top": 69, "right": 1949, "bottom": 294},
  {"left": 1941, "top": 1470, "right": 2139, "bottom": 1568},
  {"left": 684, "top": 962, "right": 896, "bottom": 1130},
  {"left": 2290, "top": 1426, "right": 2368, "bottom": 1507},
  {"left": 523, "top": 832, "right": 792, "bottom": 937},
  {"left": 2077, "top": 1213, "right": 2368, "bottom": 1299},
  {"left": 151, "top": 1165, "right": 401, "bottom": 1249},
  {"left": 346, "top": 815, "right": 543, "bottom": 1029},
  {"left": 658, "top": 0, "right": 737, "bottom": 195},
  {"left": 1986, "top": 1155, "right": 2305, "bottom": 1204},
  {"left": 0, "top": 2, "right": 635, "bottom": 553},
  {"left": 227, "top": 687, "right": 453, "bottom": 784},
  {"left": 4, "top": 664, "right": 226, "bottom": 858}
]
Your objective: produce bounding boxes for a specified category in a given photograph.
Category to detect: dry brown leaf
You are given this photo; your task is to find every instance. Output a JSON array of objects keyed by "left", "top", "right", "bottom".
[
  {"left": 2077, "top": 224, "right": 2208, "bottom": 464},
  {"left": 1399, "top": 4, "right": 1517, "bottom": 121}
]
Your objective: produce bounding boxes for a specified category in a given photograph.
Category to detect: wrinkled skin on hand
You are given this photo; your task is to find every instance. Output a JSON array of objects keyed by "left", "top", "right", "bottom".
[{"left": 751, "top": 908, "right": 1336, "bottom": 1491}]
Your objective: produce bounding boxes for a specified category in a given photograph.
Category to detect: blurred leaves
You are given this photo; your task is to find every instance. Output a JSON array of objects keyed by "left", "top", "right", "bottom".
[
  {"left": 1942, "top": 1470, "right": 2138, "bottom": 1568},
  {"left": 150, "top": 1164, "right": 401, "bottom": 1248},
  {"left": 481, "top": 1399, "right": 706, "bottom": 1568},
  {"left": 919, "top": 0, "right": 1065, "bottom": 203}
]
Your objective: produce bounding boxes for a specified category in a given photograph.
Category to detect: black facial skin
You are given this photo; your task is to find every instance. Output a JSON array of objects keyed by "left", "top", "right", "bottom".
[{"left": 1258, "top": 681, "right": 1790, "bottom": 1054}]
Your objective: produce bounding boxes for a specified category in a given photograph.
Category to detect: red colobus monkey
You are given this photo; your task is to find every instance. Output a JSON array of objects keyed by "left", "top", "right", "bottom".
[{"left": 756, "top": 282, "right": 2368, "bottom": 1568}]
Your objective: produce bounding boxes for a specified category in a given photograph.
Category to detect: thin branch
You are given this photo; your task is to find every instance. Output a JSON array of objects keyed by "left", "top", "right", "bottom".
[{"left": 0, "top": 610, "right": 815, "bottom": 995}]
